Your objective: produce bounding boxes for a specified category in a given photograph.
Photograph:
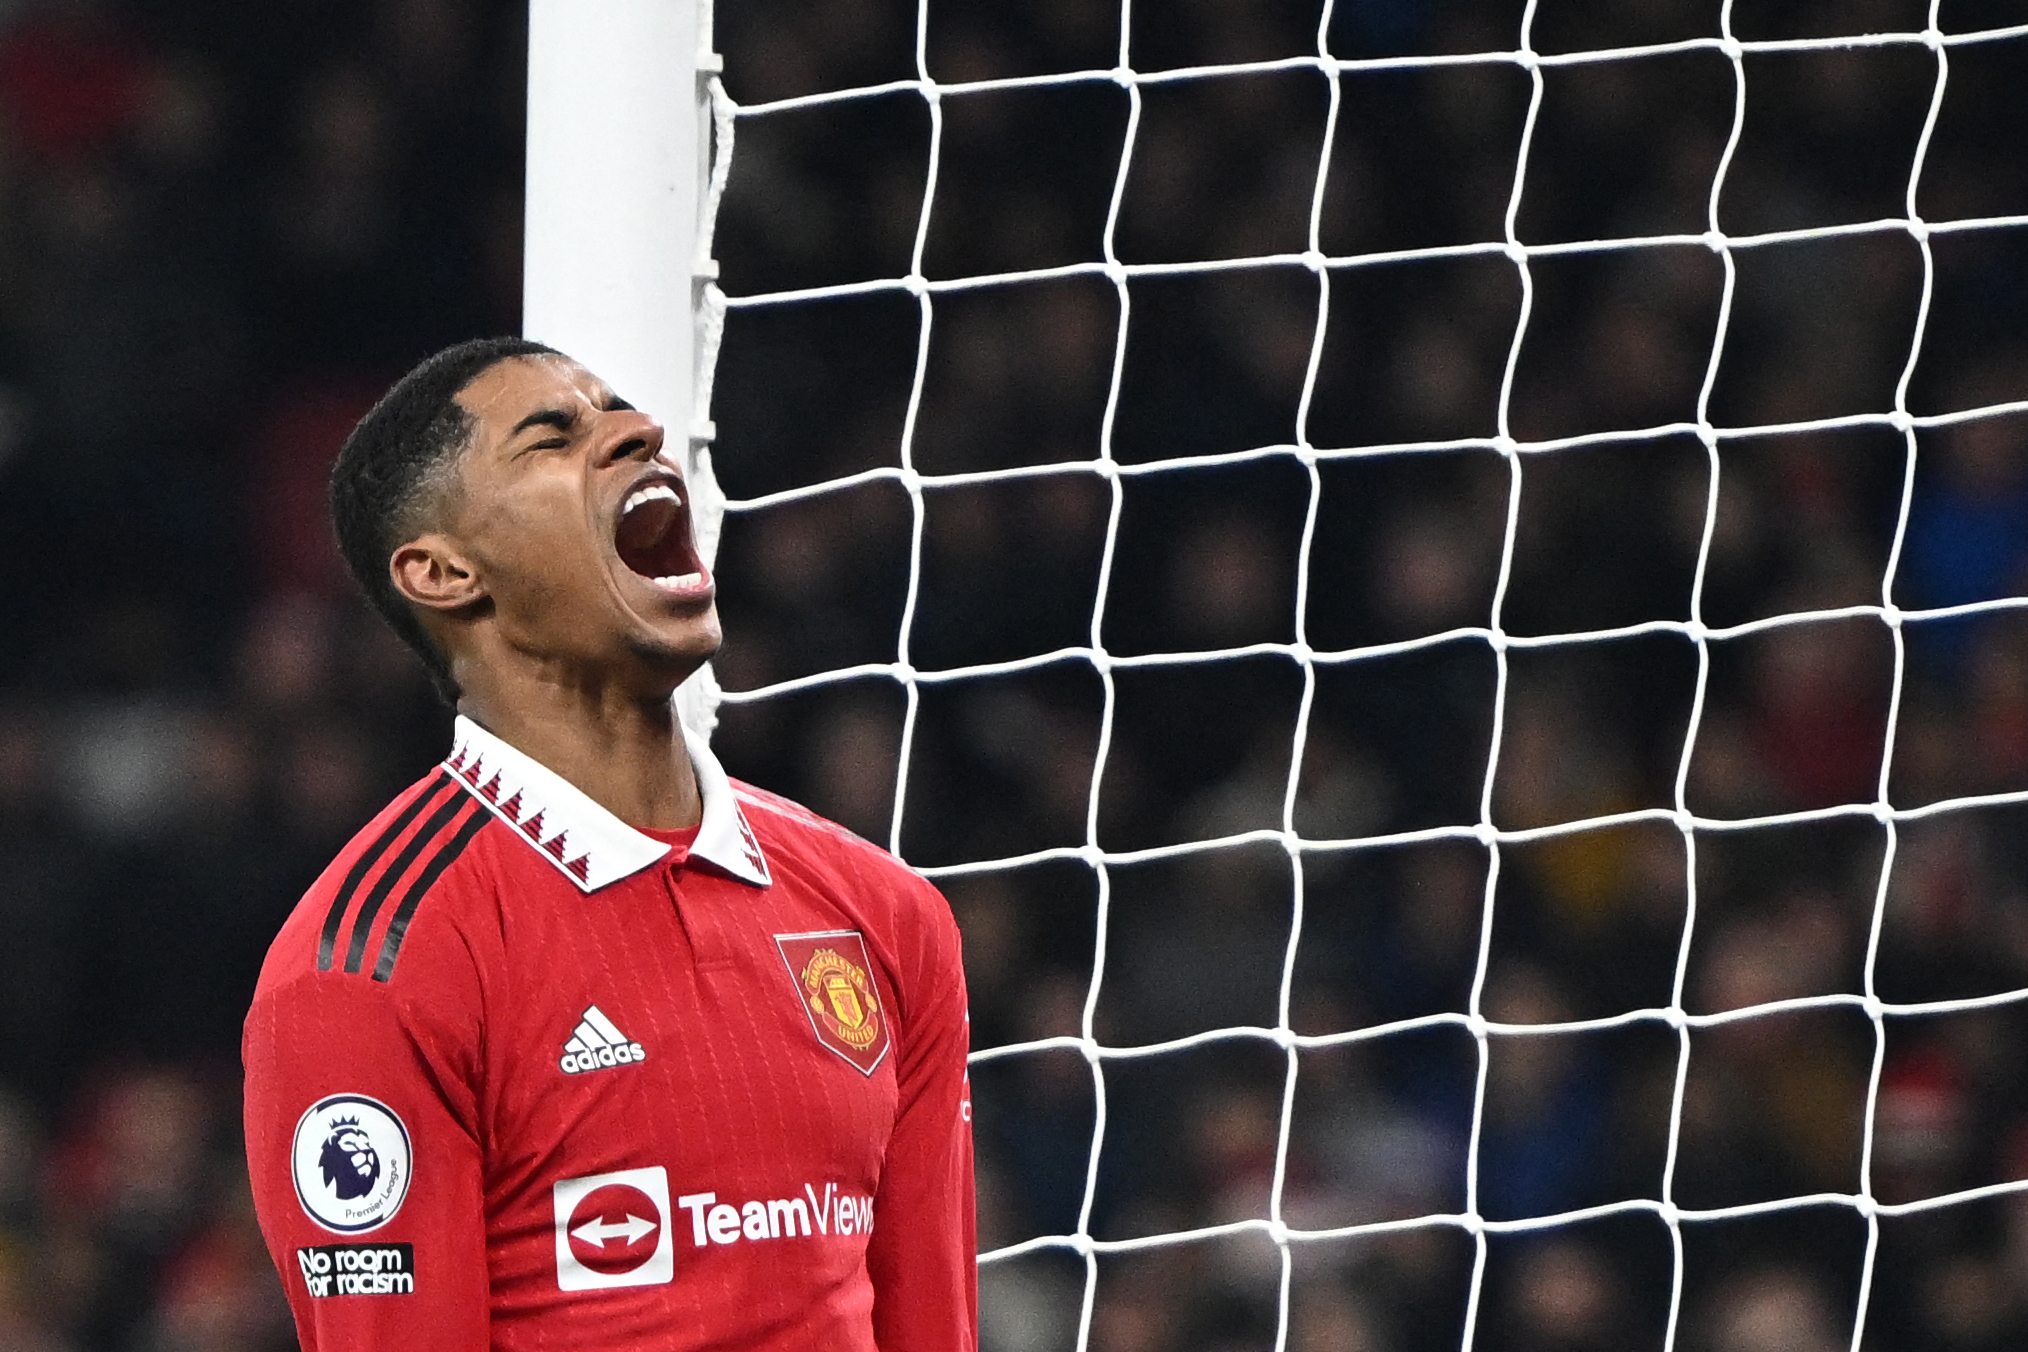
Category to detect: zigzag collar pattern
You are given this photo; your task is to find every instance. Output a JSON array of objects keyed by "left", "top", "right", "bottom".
[{"left": 444, "top": 715, "right": 772, "bottom": 893}]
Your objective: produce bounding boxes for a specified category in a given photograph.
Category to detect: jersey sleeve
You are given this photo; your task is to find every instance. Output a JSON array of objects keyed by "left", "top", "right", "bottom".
[
  {"left": 243, "top": 957, "right": 490, "bottom": 1352},
  {"left": 866, "top": 876, "right": 978, "bottom": 1352}
]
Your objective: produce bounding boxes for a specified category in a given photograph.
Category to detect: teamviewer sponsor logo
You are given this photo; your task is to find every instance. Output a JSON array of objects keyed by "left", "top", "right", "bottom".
[
  {"left": 553, "top": 1166, "right": 674, "bottom": 1291},
  {"left": 559, "top": 1005, "right": 647, "bottom": 1075},
  {"left": 676, "top": 1182, "right": 874, "bottom": 1247},
  {"left": 297, "top": 1243, "right": 414, "bottom": 1297}
]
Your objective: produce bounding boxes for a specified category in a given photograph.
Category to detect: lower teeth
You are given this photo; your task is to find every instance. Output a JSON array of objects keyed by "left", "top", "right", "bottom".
[{"left": 655, "top": 572, "right": 703, "bottom": 589}]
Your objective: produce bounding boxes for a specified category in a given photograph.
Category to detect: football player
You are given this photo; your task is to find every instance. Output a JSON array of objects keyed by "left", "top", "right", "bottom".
[{"left": 243, "top": 338, "right": 975, "bottom": 1350}]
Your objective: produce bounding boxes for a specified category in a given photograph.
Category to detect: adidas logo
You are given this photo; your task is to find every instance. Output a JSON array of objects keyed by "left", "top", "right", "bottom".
[{"left": 559, "top": 1006, "right": 647, "bottom": 1075}]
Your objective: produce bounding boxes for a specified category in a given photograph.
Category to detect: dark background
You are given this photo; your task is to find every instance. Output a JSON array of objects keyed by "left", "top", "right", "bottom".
[{"left": 7, "top": 0, "right": 2028, "bottom": 1349}]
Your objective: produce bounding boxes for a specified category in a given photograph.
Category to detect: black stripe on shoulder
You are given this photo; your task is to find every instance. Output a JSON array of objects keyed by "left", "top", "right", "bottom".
[
  {"left": 372, "top": 804, "right": 492, "bottom": 983},
  {"left": 342, "top": 786, "right": 476, "bottom": 975},
  {"left": 319, "top": 773, "right": 456, "bottom": 972}
]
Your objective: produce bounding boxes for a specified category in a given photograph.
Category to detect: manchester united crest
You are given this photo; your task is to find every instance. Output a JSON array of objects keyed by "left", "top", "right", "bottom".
[{"left": 774, "top": 931, "right": 891, "bottom": 1075}]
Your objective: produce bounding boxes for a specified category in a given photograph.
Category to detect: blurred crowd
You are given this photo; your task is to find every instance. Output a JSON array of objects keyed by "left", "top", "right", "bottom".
[
  {"left": 5, "top": 0, "right": 2028, "bottom": 1349},
  {"left": 0, "top": 0, "right": 519, "bottom": 1348}
]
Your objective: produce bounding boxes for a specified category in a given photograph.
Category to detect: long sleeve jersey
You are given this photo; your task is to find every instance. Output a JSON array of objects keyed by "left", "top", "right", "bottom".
[{"left": 243, "top": 716, "right": 976, "bottom": 1351}]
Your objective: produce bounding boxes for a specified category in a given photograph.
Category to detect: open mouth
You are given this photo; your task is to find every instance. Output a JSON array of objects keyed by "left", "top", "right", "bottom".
[{"left": 614, "top": 476, "right": 709, "bottom": 593}]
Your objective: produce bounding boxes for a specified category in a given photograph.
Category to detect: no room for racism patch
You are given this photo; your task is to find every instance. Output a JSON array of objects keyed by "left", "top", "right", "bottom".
[{"left": 297, "top": 1243, "right": 415, "bottom": 1296}]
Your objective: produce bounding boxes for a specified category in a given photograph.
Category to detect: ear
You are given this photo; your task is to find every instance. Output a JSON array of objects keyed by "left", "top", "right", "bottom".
[{"left": 390, "top": 534, "right": 487, "bottom": 613}]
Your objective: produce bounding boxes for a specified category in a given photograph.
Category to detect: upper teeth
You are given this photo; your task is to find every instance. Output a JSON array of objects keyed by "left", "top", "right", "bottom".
[{"left": 623, "top": 483, "right": 680, "bottom": 514}]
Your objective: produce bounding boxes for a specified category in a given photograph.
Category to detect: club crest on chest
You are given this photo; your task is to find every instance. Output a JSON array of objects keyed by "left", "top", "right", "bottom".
[{"left": 774, "top": 931, "right": 890, "bottom": 1076}]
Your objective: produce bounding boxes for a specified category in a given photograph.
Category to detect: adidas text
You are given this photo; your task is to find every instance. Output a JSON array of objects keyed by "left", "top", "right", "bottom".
[
  {"left": 560, "top": 1041, "right": 646, "bottom": 1074},
  {"left": 559, "top": 1005, "right": 647, "bottom": 1075}
]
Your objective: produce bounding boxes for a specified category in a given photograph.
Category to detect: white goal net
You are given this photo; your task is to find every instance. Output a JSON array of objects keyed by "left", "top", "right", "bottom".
[{"left": 692, "top": 2, "right": 2028, "bottom": 1349}]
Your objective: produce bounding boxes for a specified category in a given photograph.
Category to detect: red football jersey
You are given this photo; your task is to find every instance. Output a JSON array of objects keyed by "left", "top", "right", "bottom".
[{"left": 243, "top": 716, "right": 976, "bottom": 1351}]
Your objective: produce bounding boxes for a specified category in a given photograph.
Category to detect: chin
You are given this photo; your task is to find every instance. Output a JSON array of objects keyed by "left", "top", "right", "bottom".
[{"left": 624, "top": 616, "right": 722, "bottom": 681}]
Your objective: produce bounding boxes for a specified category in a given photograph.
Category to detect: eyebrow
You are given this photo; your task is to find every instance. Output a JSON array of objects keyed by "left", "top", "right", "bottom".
[
  {"left": 510, "top": 406, "right": 579, "bottom": 438},
  {"left": 506, "top": 389, "right": 635, "bottom": 442}
]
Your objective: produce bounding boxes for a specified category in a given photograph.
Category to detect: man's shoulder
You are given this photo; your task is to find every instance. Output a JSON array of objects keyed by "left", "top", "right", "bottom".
[
  {"left": 730, "top": 779, "right": 936, "bottom": 897},
  {"left": 259, "top": 768, "right": 500, "bottom": 994},
  {"left": 729, "top": 780, "right": 962, "bottom": 1002}
]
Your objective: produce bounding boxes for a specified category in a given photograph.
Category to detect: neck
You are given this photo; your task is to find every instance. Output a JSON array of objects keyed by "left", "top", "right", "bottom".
[{"left": 453, "top": 669, "right": 702, "bottom": 832}]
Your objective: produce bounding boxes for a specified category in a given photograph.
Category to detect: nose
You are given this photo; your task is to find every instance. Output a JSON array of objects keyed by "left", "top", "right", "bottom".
[{"left": 599, "top": 409, "right": 666, "bottom": 466}]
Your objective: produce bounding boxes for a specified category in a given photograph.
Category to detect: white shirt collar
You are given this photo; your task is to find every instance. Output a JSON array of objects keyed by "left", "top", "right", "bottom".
[{"left": 444, "top": 715, "right": 772, "bottom": 893}]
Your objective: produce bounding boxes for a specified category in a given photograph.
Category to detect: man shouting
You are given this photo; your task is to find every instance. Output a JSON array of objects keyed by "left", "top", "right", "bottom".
[{"left": 242, "top": 337, "right": 976, "bottom": 1351}]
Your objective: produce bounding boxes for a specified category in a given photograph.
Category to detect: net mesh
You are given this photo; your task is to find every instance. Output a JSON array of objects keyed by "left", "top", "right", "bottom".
[{"left": 699, "top": 2, "right": 2028, "bottom": 1348}]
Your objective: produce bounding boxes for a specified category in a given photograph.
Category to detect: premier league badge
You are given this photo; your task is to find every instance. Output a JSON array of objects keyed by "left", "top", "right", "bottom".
[{"left": 292, "top": 1094, "right": 412, "bottom": 1233}]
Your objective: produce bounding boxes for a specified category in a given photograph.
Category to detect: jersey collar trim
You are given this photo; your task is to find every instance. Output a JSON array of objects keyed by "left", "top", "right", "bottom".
[{"left": 444, "top": 716, "right": 772, "bottom": 892}]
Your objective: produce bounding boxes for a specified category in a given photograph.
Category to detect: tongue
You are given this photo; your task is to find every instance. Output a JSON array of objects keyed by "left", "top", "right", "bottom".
[{"left": 615, "top": 497, "right": 689, "bottom": 577}]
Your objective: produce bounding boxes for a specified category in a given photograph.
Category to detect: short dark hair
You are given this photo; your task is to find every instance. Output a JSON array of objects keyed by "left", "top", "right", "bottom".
[{"left": 330, "top": 336, "right": 560, "bottom": 701}]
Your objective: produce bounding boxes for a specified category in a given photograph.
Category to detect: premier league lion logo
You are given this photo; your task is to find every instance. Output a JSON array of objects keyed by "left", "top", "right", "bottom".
[
  {"left": 318, "top": 1117, "right": 381, "bottom": 1200},
  {"left": 293, "top": 1094, "right": 411, "bottom": 1232}
]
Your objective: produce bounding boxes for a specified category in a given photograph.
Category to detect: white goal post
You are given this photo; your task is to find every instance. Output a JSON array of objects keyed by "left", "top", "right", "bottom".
[{"left": 523, "top": 0, "right": 726, "bottom": 736}]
